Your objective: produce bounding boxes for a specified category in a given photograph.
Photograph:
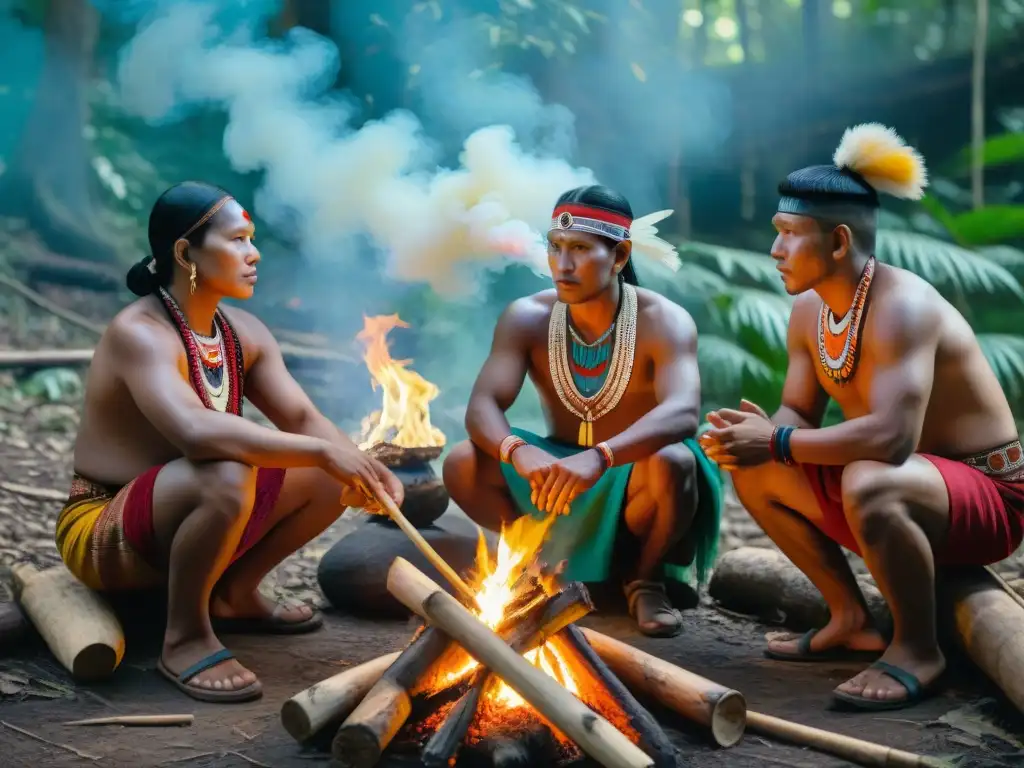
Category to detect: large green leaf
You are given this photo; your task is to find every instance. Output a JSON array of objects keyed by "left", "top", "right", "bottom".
[
  {"left": 679, "top": 242, "right": 785, "bottom": 293},
  {"left": 946, "top": 206, "right": 1024, "bottom": 246},
  {"left": 978, "top": 335, "right": 1024, "bottom": 402},
  {"left": 875, "top": 230, "right": 1024, "bottom": 301},
  {"left": 697, "top": 334, "right": 778, "bottom": 393},
  {"left": 715, "top": 288, "right": 792, "bottom": 353},
  {"left": 952, "top": 132, "right": 1024, "bottom": 174}
]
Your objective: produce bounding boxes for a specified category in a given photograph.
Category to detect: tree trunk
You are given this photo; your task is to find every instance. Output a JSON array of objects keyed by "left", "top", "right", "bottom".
[
  {"left": 971, "top": 0, "right": 989, "bottom": 209},
  {"left": 1, "top": 0, "right": 110, "bottom": 260}
]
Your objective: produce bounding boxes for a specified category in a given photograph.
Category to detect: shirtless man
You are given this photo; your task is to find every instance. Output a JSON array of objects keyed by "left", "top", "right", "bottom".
[
  {"left": 56, "top": 181, "right": 403, "bottom": 703},
  {"left": 443, "top": 184, "right": 723, "bottom": 638},
  {"left": 700, "top": 124, "right": 1024, "bottom": 711}
]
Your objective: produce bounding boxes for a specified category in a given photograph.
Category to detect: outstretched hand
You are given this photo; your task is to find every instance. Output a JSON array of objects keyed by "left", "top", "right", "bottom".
[{"left": 699, "top": 399, "right": 774, "bottom": 471}]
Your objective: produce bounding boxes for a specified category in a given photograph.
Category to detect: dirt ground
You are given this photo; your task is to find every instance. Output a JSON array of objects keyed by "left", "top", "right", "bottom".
[{"left": 1, "top": 596, "right": 1022, "bottom": 768}]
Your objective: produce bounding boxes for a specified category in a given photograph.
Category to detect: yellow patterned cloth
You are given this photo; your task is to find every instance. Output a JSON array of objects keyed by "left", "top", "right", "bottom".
[{"left": 54, "top": 474, "right": 163, "bottom": 591}]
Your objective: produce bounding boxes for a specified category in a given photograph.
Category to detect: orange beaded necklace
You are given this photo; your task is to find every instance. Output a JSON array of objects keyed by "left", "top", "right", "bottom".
[{"left": 817, "top": 256, "right": 875, "bottom": 385}]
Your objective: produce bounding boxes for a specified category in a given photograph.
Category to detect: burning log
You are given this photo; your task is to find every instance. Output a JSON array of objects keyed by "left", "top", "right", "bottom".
[
  {"left": 558, "top": 626, "right": 677, "bottom": 768},
  {"left": 387, "top": 556, "right": 655, "bottom": 768},
  {"left": 420, "top": 582, "right": 596, "bottom": 767},
  {"left": 280, "top": 651, "right": 401, "bottom": 743},
  {"left": 331, "top": 626, "right": 453, "bottom": 767},
  {"left": 580, "top": 628, "right": 746, "bottom": 748}
]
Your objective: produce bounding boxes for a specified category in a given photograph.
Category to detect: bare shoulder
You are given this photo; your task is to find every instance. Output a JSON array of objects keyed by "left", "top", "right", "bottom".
[
  {"left": 218, "top": 304, "right": 275, "bottom": 354},
  {"left": 636, "top": 288, "right": 697, "bottom": 345},
  {"left": 103, "top": 299, "right": 179, "bottom": 363},
  {"left": 790, "top": 290, "right": 821, "bottom": 323},
  {"left": 871, "top": 266, "right": 942, "bottom": 342},
  {"left": 497, "top": 290, "right": 557, "bottom": 338}
]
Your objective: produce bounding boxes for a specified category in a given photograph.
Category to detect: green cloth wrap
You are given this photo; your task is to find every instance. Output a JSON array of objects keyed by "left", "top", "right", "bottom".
[{"left": 498, "top": 428, "right": 723, "bottom": 586}]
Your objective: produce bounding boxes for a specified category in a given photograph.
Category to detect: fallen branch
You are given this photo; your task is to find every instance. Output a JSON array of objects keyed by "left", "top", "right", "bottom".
[
  {"left": 0, "top": 344, "right": 353, "bottom": 371},
  {"left": 64, "top": 714, "right": 193, "bottom": 727},
  {"left": 0, "top": 274, "right": 106, "bottom": 335},
  {"left": 746, "top": 710, "right": 949, "bottom": 768},
  {"left": 1, "top": 719, "right": 100, "bottom": 760},
  {"left": 0, "top": 482, "right": 66, "bottom": 502}
]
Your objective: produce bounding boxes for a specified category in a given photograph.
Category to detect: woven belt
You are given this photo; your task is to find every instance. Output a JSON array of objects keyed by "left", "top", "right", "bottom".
[
  {"left": 67, "top": 473, "right": 121, "bottom": 505},
  {"left": 959, "top": 440, "right": 1024, "bottom": 480}
]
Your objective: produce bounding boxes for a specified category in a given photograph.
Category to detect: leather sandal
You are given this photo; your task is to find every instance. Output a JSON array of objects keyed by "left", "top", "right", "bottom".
[{"left": 624, "top": 580, "right": 683, "bottom": 638}]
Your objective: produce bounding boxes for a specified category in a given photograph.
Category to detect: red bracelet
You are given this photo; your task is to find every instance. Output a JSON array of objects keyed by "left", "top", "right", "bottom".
[{"left": 594, "top": 441, "right": 614, "bottom": 469}]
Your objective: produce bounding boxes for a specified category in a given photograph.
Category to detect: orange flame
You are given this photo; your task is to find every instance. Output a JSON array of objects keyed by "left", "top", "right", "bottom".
[{"left": 356, "top": 314, "right": 446, "bottom": 450}]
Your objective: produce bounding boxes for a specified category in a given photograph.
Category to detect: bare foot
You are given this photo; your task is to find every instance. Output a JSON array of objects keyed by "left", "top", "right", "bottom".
[
  {"left": 211, "top": 589, "right": 314, "bottom": 624},
  {"left": 835, "top": 645, "right": 946, "bottom": 704},
  {"left": 161, "top": 634, "right": 258, "bottom": 692},
  {"left": 766, "top": 611, "right": 886, "bottom": 656}
]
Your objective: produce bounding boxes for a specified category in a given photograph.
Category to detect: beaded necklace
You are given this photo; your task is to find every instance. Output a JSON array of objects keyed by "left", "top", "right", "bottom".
[
  {"left": 157, "top": 288, "right": 245, "bottom": 415},
  {"left": 548, "top": 282, "right": 638, "bottom": 446},
  {"left": 568, "top": 321, "right": 615, "bottom": 397},
  {"left": 817, "top": 256, "right": 875, "bottom": 385}
]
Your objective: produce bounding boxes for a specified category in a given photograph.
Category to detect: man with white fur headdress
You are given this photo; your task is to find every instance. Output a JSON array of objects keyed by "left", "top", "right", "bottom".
[
  {"left": 443, "top": 184, "right": 724, "bottom": 638},
  {"left": 701, "top": 124, "right": 1024, "bottom": 711}
]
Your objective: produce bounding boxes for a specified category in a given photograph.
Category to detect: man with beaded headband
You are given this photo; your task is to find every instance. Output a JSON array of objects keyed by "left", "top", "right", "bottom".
[
  {"left": 54, "top": 182, "right": 404, "bottom": 703},
  {"left": 443, "top": 184, "right": 724, "bottom": 638},
  {"left": 701, "top": 124, "right": 1024, "bottom": 711}
]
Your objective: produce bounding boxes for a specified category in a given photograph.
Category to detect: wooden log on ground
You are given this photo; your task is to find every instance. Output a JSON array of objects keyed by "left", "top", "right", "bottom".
[
  {"left": 331, "top": 627, "right": 453, "bottom": 768},
  {"left": 281, "top": 651, "right": 400, "bottom": 743},
  {"left": 12, "top": 563, "right": 124, "bottom": 681},
  {"left": 746, "top": 710, "right": 948, "bottom": 768},
  {"left": 0, "top": 345, "right": 353, "bottom": 372},
  {"left": 944, "top": 566, "right": 1024, "bottom": 715},
  {"left": 708, "top": 547, "right": 891, "bottom": 633},
  {"left": 63, "top": 714, "right": 193, "bottom": 727},
  {"left": 420, "top": 582, "right": 595, "bottom": 767},
  {"left": 580, "top": 628, "right": 745, "bottom": 748},
  {"left": 559, "top": 626, "right": 677, "bottom": 767},
  {"left": 387, "top": 556, "right": 654, "bottom": 768}
]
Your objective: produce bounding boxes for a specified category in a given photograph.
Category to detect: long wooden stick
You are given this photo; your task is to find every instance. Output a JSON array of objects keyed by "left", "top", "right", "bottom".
[
  {"left": 746, "top": 711, "right": 949, "bottom": 768},
  {"left": 375, "top": 493, "right": 476, "bottom": 604},
  {"left": 63, "top": 714, "right": 193, "bottom": 727},
  {"left": 386, "top": 556, "right": 653, "bottom": 768}
]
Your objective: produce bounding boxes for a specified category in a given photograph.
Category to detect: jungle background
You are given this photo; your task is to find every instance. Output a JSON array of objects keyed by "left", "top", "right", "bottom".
[{"left": 2, "top": 0, "right": 1024, "bottom": 575}]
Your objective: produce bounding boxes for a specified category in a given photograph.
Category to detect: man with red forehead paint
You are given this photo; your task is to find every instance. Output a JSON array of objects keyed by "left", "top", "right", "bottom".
[{"left": 443, "top": 184, "right": 723, "bottom": 637}]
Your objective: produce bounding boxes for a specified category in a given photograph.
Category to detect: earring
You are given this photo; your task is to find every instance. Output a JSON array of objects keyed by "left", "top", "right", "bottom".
[{"left": 189, "top": 263, "right": 197, "bottom": 295}]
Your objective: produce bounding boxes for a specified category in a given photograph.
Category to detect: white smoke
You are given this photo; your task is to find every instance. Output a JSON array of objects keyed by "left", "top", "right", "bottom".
[{"left": 115, "top": 3, "right": 596, "bottom": 295}]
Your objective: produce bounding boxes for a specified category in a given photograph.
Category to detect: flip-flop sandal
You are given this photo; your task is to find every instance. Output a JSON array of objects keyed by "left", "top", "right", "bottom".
[
  {"left": 157, "top": 648, "right": 263, "bottom": 703},
  {"left": 625, "top": 580, "right": 683, "bottom": 638},
  {"left": 832, "top": 660, "right": 934, "bottom": 712},
  {"left": 212, "top": 599, "right": 324, "bottom": 635},
  {"left": 764, "top": 629, "right": 884, "bottom": 663}
]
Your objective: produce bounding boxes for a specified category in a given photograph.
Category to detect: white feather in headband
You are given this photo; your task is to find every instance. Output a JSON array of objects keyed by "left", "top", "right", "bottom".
[
  {"left": 630, "top": 210, "right": 681, "bottom": 272},
  {"left": 832, "top": 123, "right": 928, "bottom": 200}
]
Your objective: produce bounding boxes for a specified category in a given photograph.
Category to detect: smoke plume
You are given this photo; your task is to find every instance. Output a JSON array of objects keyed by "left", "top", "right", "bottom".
[{"left": 114, "top": 2, "right": 596, "bottom": 296}]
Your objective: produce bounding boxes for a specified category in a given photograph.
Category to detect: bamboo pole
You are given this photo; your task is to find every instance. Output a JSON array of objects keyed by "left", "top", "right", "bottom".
[
  {"left": 280, "top": 652, "right": 401, "bottom": 743},
  {"left": 580, "top": 628, "right": 746, "bottom": 748},
  {"left": 63, "top": 715, "right": 193, "bottom": 727},
  {"left": 386, "top": 557, "right": 653, "bottom": 768}
]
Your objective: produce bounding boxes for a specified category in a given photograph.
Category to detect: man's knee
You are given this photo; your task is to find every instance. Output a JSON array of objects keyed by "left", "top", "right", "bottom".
[
  {"left": 730, "top": 463, "right": 773, "bottom": 512},
  {"left": 645, "top": 444, "right": 697, "bottom": 499},
  {"left": 442, "top": 440, "right": 480, "bottom": 500},
  {"left": 195, "top": 461, "right": 257, "bottom": 521},
  {"left": 841, "top": 460, "right": 904, "bottom": 545}
]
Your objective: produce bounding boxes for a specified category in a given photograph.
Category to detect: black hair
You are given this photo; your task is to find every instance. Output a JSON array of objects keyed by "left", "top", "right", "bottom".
[
  {"left": 555, "top": 184, "right": 639, "bottom": 286},
  {"left": 125, "top": 181, "right": 232, "bottom": 297},
  {"left": 777, "top": 166, "right": 879, "bottom": 254}
]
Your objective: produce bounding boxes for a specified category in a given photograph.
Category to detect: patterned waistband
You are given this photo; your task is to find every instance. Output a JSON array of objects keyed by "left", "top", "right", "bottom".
[
  {"left": 67, "top": 473, "right": 122, "bottom": 505},
  {"left": 959, "top": 440, "right": 1024, "bottom": 481}
]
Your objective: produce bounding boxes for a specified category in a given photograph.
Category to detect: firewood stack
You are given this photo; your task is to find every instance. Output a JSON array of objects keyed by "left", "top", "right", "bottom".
[{"left": 282, "top": 558, "right": 748, "bottom": 768}]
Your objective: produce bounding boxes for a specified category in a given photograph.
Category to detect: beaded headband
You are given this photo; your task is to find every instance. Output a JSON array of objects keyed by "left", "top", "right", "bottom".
[
  {"left": 550, "top": 204, "right": 632, "bottom": 242},
  {"left": 147, "top": 195, "right": 235, "bottom": 274}
]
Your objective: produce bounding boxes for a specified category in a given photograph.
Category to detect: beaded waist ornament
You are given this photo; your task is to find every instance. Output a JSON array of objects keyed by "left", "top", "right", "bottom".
[{"left": 545, "top": 203, "right": 681, "bottom": 447}]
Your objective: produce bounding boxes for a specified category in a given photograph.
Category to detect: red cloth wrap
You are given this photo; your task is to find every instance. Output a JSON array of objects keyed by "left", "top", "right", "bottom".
[
  {"left": 120, "top": 466, "right": 288, "bottom": 569},
  {"left": 804, "top": 456, "right": 1024, "bottom": 565}
]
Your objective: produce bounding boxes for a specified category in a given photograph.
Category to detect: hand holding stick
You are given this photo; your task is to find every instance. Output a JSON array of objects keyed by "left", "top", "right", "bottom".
[{"left": 370, "top": 488, "right": 477, "bottom": 606}]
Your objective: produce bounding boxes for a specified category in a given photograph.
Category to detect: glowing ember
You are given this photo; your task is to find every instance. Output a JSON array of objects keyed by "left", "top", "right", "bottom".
[{"left": 357, "top": 314, "right": 446, "bottom": 450}]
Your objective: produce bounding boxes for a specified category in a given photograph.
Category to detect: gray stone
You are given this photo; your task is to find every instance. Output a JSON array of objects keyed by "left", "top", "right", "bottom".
[{"left": 317, "top": 516, "right": 493, "bottom": 618}]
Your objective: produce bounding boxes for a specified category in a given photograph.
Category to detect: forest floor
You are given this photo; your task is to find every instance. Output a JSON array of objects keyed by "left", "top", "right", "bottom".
[{"left": 1, "top": 265, "right": 1024, "bottom": 766}]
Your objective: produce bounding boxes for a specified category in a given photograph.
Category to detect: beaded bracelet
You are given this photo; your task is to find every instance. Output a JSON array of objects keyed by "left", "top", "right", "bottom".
[
  {"left": 594, "top": 441, "right": 615, "bottom": 469},
  {"left": 499, "top": 435, "right": 527, "bottom": 463},
  {"left": 770, "top": 425, "right": 797, "bottom": 466}
]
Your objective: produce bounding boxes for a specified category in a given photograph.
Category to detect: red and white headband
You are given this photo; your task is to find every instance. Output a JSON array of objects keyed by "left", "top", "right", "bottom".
[{"left": 550, "top": 204, "right": 632, "bottom": 242}]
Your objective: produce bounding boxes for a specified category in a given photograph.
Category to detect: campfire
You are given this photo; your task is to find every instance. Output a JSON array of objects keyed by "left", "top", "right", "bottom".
[{"left": 283, "top": 509, "right": 748, "bottom": 768}]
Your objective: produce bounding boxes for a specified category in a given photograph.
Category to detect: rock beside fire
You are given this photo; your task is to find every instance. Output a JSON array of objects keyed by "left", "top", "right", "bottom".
[
  {"left": 318, "top": 517, "right": 491, "bottom": 618},
  {"left": 708, "top": 547, "right": 892, "bottom": 634}
]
